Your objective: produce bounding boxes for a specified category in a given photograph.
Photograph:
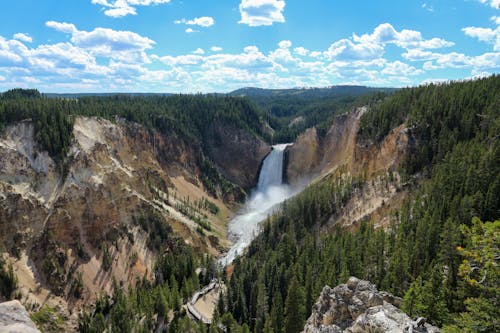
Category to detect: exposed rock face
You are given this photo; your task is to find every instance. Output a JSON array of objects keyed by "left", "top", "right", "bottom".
[
  {"left": 0, "top": 116, "right": 247, "bottom": 319},
  {"left": 286, "top": 127, "right": 321, "bottom": 184},
  {"left": 303, "top": 277, "right": 440, "bottom": 333},
  {"left": 203, "top": 121, "right": 270, "bottom": 190},
  {"left": 286, "top": 107, "right": 409, "bottom": 229},
  {"left": 287, "top": 107, "right": 408, "bottom": 185},
  {"left": 0, "top": 300, "right": 40, "bottom": 333}
]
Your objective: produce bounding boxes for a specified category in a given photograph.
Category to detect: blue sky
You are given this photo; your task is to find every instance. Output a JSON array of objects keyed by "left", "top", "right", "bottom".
[{"left": 0, "top": 0, "right": 499, "bottom": 92}]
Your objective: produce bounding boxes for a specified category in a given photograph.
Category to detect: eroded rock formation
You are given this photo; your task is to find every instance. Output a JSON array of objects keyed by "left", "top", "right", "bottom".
[{"left": 303, "top": 277, "right": 440, "bottom": 333}]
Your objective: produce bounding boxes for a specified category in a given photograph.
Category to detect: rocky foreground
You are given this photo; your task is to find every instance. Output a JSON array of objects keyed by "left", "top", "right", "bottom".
[
  {"left": 303, "top": 277, "right": 440, "bottom": 333},
  {"left": 0, "top": 300, "right": 40, "bottom": 333}
]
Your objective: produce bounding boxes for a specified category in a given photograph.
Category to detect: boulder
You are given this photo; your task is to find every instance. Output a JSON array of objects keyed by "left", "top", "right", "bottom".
[
  {"left": 303, "top": 277, "right": 440, "bottom": 333},
  {"left": 0, "top": 300, "right": 40, "bottom": 333}
]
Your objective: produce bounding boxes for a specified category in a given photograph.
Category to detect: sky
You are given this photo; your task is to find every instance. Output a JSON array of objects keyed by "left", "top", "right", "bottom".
[{"left": 0, "top": 0, "right": 499, "bottom": 93}]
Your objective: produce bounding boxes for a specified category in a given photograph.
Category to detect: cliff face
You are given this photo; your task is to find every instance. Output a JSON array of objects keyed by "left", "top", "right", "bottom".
[
  {"left": 203, "top": 121, "right": 270, "bottom": 190},
  {"left": 0, "top": 116, "right": 266, "bottom": 321},
  {"left": 287, "top": 106, "right": 408, "bottom": 183},
  {"left": 286, "top": 107, "right": 409, "bottom": 229},
  {"left": 303, "top": 277, "right": 440, "bottom": 333}
]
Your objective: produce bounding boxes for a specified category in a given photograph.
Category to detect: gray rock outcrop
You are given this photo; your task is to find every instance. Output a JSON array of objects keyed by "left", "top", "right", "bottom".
[
  {"left": 302, "top": 277, "right": 440, "bottom": 333},
  {"left": 0, "top": 300, "right": 40, "bottom": 333}
]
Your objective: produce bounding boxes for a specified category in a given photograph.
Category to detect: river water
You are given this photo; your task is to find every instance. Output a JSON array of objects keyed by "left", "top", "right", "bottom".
[{"left": 219, "top": 144, "right": 298, "bottom": 266}]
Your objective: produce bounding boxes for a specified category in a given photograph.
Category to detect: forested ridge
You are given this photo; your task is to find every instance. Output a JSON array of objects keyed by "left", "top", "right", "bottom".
[
  {"left": 242, "top": 87, "right": 391, "bottom": 143},
  {"left": 0, "top": 92, "right": 268, "bottom": 194}
]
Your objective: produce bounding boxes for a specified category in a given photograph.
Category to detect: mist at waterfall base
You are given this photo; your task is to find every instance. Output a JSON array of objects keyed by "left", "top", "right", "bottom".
[{"left": 219, "top": 144, "right": 301, "bottom": 266}]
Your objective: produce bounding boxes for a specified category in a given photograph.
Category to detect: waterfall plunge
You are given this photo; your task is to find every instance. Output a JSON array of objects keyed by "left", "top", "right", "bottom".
[{"left": 219, "top": 144, "right": 296, "bottom": 266}]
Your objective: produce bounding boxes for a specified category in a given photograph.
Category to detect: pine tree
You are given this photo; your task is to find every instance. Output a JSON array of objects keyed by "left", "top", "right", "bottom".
[
  {"left": 255, "top": 281, "right": 269, "bottom": 333},
  {"left": 284, "top": 277, "right": 305, "bottom": 333}
]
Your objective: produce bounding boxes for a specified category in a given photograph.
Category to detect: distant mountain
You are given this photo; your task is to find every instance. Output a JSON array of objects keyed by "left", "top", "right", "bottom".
[
  {"left": 229, "top": 85, "right": 396, "bottom": 99},
  {"left": 44, "top": 92, "right": 172, "bottom": 98}
]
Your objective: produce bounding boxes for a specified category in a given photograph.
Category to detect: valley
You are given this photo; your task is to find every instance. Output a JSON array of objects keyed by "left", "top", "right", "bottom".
[{"left": 0, "top": 76, "right": 499, "bottom": 333}]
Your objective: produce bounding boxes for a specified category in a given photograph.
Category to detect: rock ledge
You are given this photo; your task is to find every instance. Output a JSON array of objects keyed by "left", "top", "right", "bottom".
[
  {"left": 0, "top": 300, "right": 40, "bottom": 333},
  {"left": 302, "top": 277, "right": 440, "bottom": 333}
]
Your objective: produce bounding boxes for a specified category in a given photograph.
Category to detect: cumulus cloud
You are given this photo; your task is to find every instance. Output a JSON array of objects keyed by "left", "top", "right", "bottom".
[
  {"left": 46, "top": 21, "right": 77, "bottom": 34},
  {"left": 324, "top": 39, "right": 384, "bottom": 61},
  {"left": 278, "top": 40, "right": 292, "bottom": 49},
  {"left": 175, "top": 16, "right": 215, "bottom": 28},
  {"left": 353, "top": 23, "right": 454, "bottom": 49},
  {"left": 13, "top": 33, "right": 32, "bottom": 43},
  {"left": 1, "top": 20, "right": 498, "bottom": 93},
  {"left": 402, "top": 49, "right": 439, "bottom": 61},
  {"left": 294, "top": 47, "right": 309, "bottom": 56},
  {"left": 422, "top": 51, "right": 500, "bottom": 71},
  {"left": 476, "top": 0, "right": 500, "bottom": 9},
  {"left": 381, "top": 60, "right": 422, "bottom": 76},
  {"left": 239, "top": 0, "right": 286, "bottom": 26},
  {"left": 91, "top": 0, "right": 171, "bottom": 18},
  {"left": 462, "top": 26, "right": 500, "bottom": 50},
  {"left": 185, "top": 28, "right": 196, "bottom": 33},
  {"left": 46, "top": 21, "right": 155, "bottom": 62},
  {"left": 192, "top": 48, "right": 205, "bottom": 55}
]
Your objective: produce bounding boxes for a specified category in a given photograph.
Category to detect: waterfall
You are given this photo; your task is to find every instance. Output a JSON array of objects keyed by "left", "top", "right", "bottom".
[
  {"left": 219, "top": 144, "right": 295, "bottom": 266},
  {"left": 257, "top": 143, "right": 288, "bottom": 190}
]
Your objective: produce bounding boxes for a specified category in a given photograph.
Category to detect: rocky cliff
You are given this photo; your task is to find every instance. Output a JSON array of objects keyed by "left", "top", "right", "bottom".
[
  {"left": 203, "top": 121, "right": 270, "bottom": 190},
  {"left": 287, "top": 106, "right": 408, "bottom": 183},
  {"left": 303, "top": 277, "right": 440, "bottom": 333},
  {"left": 286, "top": 107, "right": 409, "bottom": 229},
  {"left": 0, "top": 116, "right": 268, "bottom": 325}
]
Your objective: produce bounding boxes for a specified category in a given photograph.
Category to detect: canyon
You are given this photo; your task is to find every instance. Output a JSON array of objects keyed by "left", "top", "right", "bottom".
[{"left": 0, "top": 103, "right": 408, "bottom": 325}]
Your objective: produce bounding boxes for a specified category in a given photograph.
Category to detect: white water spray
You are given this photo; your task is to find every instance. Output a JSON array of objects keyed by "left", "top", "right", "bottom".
[{"left": 219, "top": 144, "right": 298, "bottom": 266}]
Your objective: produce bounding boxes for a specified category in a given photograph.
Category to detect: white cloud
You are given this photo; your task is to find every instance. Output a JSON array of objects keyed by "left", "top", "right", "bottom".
[
  {"left": 492, "top": 16, "right": 500, "bottom": 24},
  {"left": 1, "top": 19, "right": 498, "bottom": 93},
  {"left": 13, "top": 33, "right": 32, "bottom": 43},
  {"left": 422, "top": 3, "right": 434, "bottom": 12},
  {"left": 46, "top": 21, "right": 155, "bottom": 62},
  {"left": 476, "top": 0, "right": 500, "bottom": 9},
  {"left": 185, "top": 28, "right": 196, "bottom": 33},
  {"left": 402, "top": 49, "right": 439, "bottom": 61},
  {"left": 294, "top": 47, "right": 309, "bottom": 56},
  {"left": 175, "top": 16, "right": 215, "bottom": 28},
  {"left": 381, "top": 60, "right": 422, "bottom": 76},
  {"left": 324, "top": 39, "right": 384, "bottom": 61},
  {"left": 278, "top": 40, "right": 292, "bottom": 49},
  {"left": 46, "top": 21, "right": 77, "bottom": 34},
  {"left": 91, "top": 0, "right": 171, "bottom": 18},
  {"left": 421, "top": 51, "right": 500, "bottom": 71},
  {"left": 239, "top": 0, "right": 286, "bottom": 27},
  {"left": 462, "top": 26, "right": 500, "bottom": 50},
  {"left": 353, "top": 23, "right": 454, "bottom": 49}
]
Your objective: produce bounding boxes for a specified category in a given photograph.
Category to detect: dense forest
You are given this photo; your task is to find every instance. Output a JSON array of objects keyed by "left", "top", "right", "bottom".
[{"left": 236, "top": 86, "right": 392, "bottom": 143}]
